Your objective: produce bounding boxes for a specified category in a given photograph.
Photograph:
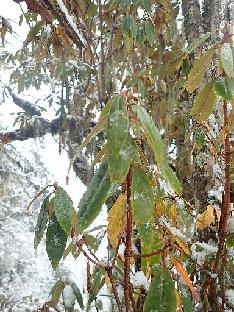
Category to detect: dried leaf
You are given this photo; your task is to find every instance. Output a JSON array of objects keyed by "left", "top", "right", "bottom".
[
  {"left": 113, "top": 29, "right": 122, "bottom": 50},
  {"left": 172, "top": 257, "right": 199, "bottom": 303},
  {"left": 196, "top": 205, "right": 221, "bottom": 230}
]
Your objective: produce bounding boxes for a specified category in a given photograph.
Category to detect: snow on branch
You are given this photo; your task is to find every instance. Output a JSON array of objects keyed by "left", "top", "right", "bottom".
[
  {"left": 0, "top": 118, "right": 60, "bottom": 144},
  {"left": 10, "top": 92, "right": 42, "bottom": 117},
  {"left": 56, "top": 0, "right": 87, "bottom": 47}
]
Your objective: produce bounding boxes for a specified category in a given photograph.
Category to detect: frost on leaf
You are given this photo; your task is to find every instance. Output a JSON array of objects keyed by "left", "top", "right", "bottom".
[
  {"left": 54, "top": 187, "right": 75, "bottom": 235},
  {"left": 46, "top": 214, "right": 68, "bottom": 270}
]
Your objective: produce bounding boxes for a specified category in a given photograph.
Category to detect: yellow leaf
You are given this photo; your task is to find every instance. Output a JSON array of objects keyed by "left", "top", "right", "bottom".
[
  {"left": 91, "top": 144, "right": 107, "bottom": 169},
  {"left": 191, "top": 81, "right": 216, "bottom": 122},
  {"left": 186, "top": 48, "right": 214, "bottom": 93},
  {"left": 104, "top": 272, "right": 112, "bottom": 291},
  {"left": 154, "top": 202, "right": 165, "bottom": 218},
  {"left": 155, "top": 201, "right": 180, "bottom": 225},
  {"left": 172, "top": 257, "right": 199, "bottom": 303},
  {"left": 124, "top": 34, "right": 133, "bottom": 53},
  {"left": 196, "top": 205, "right": 221, "bottom": 230},
  {"left": 173, "top": 236, "right": 191, "bottom": 256},
  {"left": 175, "top": 289, "right": 183, "bottom": 312},
  {"left": 108, "top": 194, "right": 127, "bottom": 247}
]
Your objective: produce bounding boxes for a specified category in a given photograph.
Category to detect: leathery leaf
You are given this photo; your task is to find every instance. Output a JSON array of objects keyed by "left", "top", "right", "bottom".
[
  {"left": 46, "top": 214, "right": 67, "bottom": 270},
  {"left": 76, "top": 161, "right": 111, "bottom": 232},
  {"left": 108, "top": 135, "right": 138, "bottom": 183},
  {"left": 132, "top": 166, "right": 154, "bottom": 224},
  {"left": 54, "top": 187, "right": 75, "bottom": 235},
  {"left": 133, "top": 105, "right": 164, "bottom": 164},
  {"left": 106, "top": 96, "right": 129, "bottom": 156},
  {"left": 144, "top": 266, "right": 176, "bottom": 312}
]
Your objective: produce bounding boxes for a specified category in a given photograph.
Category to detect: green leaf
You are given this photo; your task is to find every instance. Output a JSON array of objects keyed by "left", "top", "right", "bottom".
[
  {"left": 133, "top": 105, "right": 164, "bottom": 164},
  {"left": 138, "top": 223, "right": 163, "bottom": 266},
  {"left": 79, "top": 116, "right": 107, "bottom": 150},
  {"left": 88, "top": 267, "right": 103, "bottom": 306},
  {"left": 214, "top": 77, "right": 234, "bottom": 101},
  {"left": 160, "top": 163, "right": 182, "bottom": 196},
  {"left": 77, "top": 161, "right": 111, "bottom": 232},
  {"left": 138, "top": 79, "right": 145, "bottom": 97},
  {"left": 106, "top": 96, "right": 129, "bottom": 157},
  {"left": 131, "top": 17, "right": 138, "bottom": 40},
  {"left": 100, "top": 100, "right": 112, "bottom": 119},
  {"left": 46, "top": 214, "right": 68, "bottom": 269},
  {"left": 24, "top": 21, "right": 44, "bottom": 46},
  {"left": 180, "top": 285, "right": 193, "bottom": 312},
  {"left": 143, "top": 0, "right": 151, "bottom": 12},
  {"left": 220, "top": 43, "right": 234, "bottom": 77},
  {"left": 191, "top": 81, "right": 216, "bottom": 122},
  {"left": 47, "top": 280, "right": 65, "bottom": 307},
  {"left": 144, "top": 266, "right": 176, "bottom": 312},
  {"left": 194, "top": 128, "right": 205, "bottom": 149},
  {"left": 34, "top": 196, "right": 49, "bottom": 249},
  {"left": 186, "top": 32, "right": 211, "bottom": 55},
  {"left": 63, "top": 241, "right": 76, "bottom": 260},
  {"left": 70, "top": 283, "right": 84, "bottom": 309},
  {"left": 132, "top": 167, "right": 154, "bottom": 224},
  {"left": 144, "top": 21, "right": 155, "bottom": 43},
  {"left": 121, "top": 16, "right": 132, "bottom": 33},
  {"left": 83, "top": 234, "right": 99, "bottom": 251},
  {"left": 182, "top": 58, "right": 190, "bottom": 77},
  {"left": 54, "top": 187, "right": 75, "bottom": 235},
  {"left": 186, "top": 48, "right": 214, "bottom": 93},
  {"left": 108, "top": 135, "right": 138, "bottom": 183}
]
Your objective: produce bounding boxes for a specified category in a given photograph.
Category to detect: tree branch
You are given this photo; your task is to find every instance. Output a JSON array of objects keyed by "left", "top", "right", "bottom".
[
  {"left": 0, "top": 117, "right": 60, "bottom": 144},
  {"left": 10, "top": 92, "right": 42, "bottom": 116}
]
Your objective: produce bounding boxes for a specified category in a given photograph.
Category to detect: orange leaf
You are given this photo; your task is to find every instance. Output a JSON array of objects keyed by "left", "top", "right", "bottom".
[{"left": 172, "top": 257, "right": 199, "bottom": 303}]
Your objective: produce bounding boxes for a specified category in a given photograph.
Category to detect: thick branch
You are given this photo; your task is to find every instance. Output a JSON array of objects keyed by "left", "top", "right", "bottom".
[
  {"left": 13, "top": 0, "right": 85, "bottom": 48},
  {"left": 11, "top": 92, "right": 42, "bottom": 116},
  {"left": 0, "top": 117, "right": 60, "bottom": 144}
]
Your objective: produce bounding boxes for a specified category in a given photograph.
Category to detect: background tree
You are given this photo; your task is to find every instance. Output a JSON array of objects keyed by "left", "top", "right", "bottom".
[{"left": 0, "top": 0, "right": 234, "bottom": 311}]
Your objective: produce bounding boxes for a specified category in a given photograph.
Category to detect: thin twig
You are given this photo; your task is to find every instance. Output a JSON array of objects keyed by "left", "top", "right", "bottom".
[
  {"left": 106, "top": 267, "right": 123, "bottom": 312},
  {"left": 133, "top": 244, "right": 171, "bottom": 259}
]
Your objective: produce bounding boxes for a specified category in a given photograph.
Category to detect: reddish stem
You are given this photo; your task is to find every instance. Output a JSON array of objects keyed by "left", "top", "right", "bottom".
[
  {"left": 133, "top": 244, "right": 171, "bottom": 259},
  {"left": 214, "top": 100, "right": 231, "bottom": 273},
  {"left": 124, "top": 168, "right": 133, "bottom": 312}
]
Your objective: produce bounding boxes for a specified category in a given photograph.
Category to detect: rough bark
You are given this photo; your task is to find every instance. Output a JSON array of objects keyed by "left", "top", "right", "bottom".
[{"left": 176, "top": 0, "right": 202, "bottom": 202}]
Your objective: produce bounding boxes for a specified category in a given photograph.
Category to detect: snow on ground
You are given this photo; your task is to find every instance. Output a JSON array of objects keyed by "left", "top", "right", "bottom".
[
  {"left": 0, "top": 2, "right": 112, "bottom": 310},
  {"left": 0, "top": 132, "right": 109, "bottom": 311}
]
